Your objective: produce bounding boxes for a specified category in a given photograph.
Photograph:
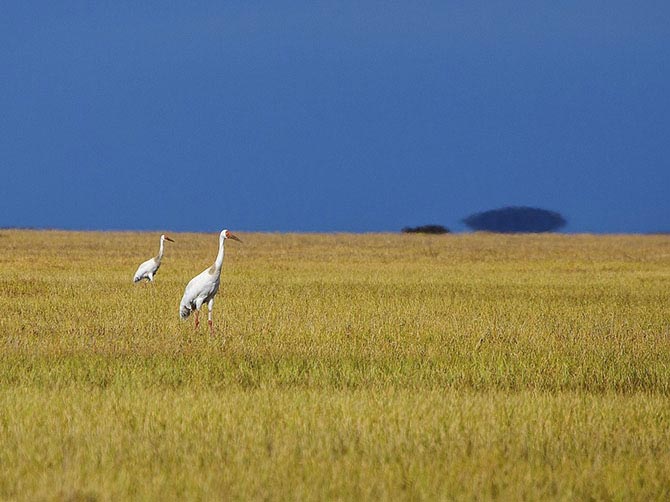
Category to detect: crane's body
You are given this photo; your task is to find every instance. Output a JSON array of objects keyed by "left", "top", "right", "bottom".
[
  {"left": 179, "top": 263, "right": 222, "bottom": 318},
  {"left": 133, "top": 234, "right": 174, "bottom": 283},
  {"left": 179, "top": 229, "right": 241, "bottom": 334}
]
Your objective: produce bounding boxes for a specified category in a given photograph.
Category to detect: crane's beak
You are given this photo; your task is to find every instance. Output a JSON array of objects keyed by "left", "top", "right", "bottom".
[
  {"left": 165, "top": 236, "right": 175, "bottom": 242},
  {"left": 228, "top": 233, "right": 242, "bottom": 243}
]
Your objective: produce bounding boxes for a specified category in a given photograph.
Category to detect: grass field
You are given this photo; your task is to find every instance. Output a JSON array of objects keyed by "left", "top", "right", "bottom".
[{"left": 1, "top": 229, "right": 669, "bottom": 500}]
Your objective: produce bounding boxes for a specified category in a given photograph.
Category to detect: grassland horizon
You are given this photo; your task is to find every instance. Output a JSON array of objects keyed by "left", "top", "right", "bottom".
[{"left": 1, "top": 229, "right": 669, "bottom": 500}]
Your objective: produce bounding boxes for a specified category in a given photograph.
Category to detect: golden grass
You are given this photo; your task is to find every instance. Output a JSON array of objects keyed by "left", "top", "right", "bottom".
[{"left": 0, "top": 230, "right": 669, "bottom": 500}]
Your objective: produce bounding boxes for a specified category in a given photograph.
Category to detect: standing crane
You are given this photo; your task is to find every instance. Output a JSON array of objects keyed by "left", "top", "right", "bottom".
[
  {"left": 133, "top": 234, "right": 175, "bottom": 283},
  {"left": 179, "top": 229, "right": 242, "bottom": 335}
]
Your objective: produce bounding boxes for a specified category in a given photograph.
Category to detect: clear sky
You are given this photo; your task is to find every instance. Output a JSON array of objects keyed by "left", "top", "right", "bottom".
[{"left": 1, "top": 1, "right": 668, "bottom": 233}]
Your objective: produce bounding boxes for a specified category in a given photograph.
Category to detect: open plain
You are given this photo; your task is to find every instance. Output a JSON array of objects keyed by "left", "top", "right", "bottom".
[{"left": 1, "top": 230, "right": 669, "bottom": 500}]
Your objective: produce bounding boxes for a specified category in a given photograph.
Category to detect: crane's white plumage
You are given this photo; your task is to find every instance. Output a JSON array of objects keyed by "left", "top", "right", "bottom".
[
  {"left": 133, "top": 234, "right": 174, "bottom": 283},
  {"left": 179, "top": 229, "right": 241, "bottom": 334}
]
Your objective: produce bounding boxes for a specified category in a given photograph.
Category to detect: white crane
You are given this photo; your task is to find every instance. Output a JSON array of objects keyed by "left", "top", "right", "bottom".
[
  {"left": 133, "top": 234, "right": 175, "bottom": 283},
  {"left": 179, "top": 229, "right": 242, "bottom": 334}
]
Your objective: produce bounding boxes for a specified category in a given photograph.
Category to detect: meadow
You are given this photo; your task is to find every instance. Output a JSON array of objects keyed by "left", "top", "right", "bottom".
[{"left": 0, "top": 229, "right": 669, "bottom": 500}]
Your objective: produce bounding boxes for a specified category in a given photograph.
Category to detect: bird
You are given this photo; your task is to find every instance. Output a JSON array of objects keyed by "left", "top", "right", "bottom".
[
  {"left": 133, "top": 234, "right": 175, "bottom": 283},
  {"left": 179, "top": 229, "right": 242, "bottom": 335}
]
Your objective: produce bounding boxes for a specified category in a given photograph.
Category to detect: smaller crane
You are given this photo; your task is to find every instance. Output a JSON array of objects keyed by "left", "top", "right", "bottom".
[
  {"left": 179, "top": 229, "right": 241, "bottom": 335},
  {"left": 133, "top": 234, "right": 175, "bottom": 283}
]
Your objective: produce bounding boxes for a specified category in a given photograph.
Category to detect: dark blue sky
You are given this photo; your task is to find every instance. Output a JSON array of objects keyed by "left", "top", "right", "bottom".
[{"left": 2, "top": 2, "right": 669, "bottom": 233}]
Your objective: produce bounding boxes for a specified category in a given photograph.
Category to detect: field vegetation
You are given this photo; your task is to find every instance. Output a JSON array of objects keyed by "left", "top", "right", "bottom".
[{"left": 1, "top": 230, "right": 669, "bottom": 500}]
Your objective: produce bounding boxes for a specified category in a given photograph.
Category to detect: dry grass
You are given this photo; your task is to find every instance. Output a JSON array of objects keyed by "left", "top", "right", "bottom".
[{"left": 0, "top": 230, "right": 669, "bottom": 500}]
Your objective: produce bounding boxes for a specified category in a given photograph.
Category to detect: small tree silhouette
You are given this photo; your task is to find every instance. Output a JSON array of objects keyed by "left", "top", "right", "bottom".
[
  {"left": 402, "top": 225, "right": 450, "bottom": 234},
  {"left": 463, "top": 207, "right": 566, "bottom": 233}
]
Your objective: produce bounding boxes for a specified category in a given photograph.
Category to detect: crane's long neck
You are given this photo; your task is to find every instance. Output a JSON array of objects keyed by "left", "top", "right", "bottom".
[
  {"left": 212, "top": 235, "right": 225, "bottom": 272},
  {"left": 156, "top": 238, "right": 165, "bottom": 261}
]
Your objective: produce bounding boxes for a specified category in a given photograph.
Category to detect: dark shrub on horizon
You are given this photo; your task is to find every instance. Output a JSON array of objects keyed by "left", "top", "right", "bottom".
[
  {"left": 402, "top": 225, "right": 450, "bottom": 234},
  {"left": 463, "top": 207, "right": 566, "bottom": 233}
]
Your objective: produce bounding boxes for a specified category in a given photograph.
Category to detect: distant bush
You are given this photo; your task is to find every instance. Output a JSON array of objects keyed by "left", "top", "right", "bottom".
[
  {"left": 402, "top": 225, "right": 450, "bottom": 234},
  {"left": 463, "top": 207, "right": 566, "bottom": 233}
]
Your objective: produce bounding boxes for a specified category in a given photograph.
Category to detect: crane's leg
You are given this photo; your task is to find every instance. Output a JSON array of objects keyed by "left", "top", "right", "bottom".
[
  {"left": 194, "top": 309, "right": 200, "bottom": 330},
  {"left": 207, "top": 298, "right": 215, "bottom": 336}
]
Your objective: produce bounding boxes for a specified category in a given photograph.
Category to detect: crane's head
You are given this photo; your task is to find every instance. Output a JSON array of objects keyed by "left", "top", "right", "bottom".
[
  {"left": 221, "top": 229, "right": 242, "bottom": 243},
  {"left": 161, "top": 234, "right": 175, "bottom": 242}
]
